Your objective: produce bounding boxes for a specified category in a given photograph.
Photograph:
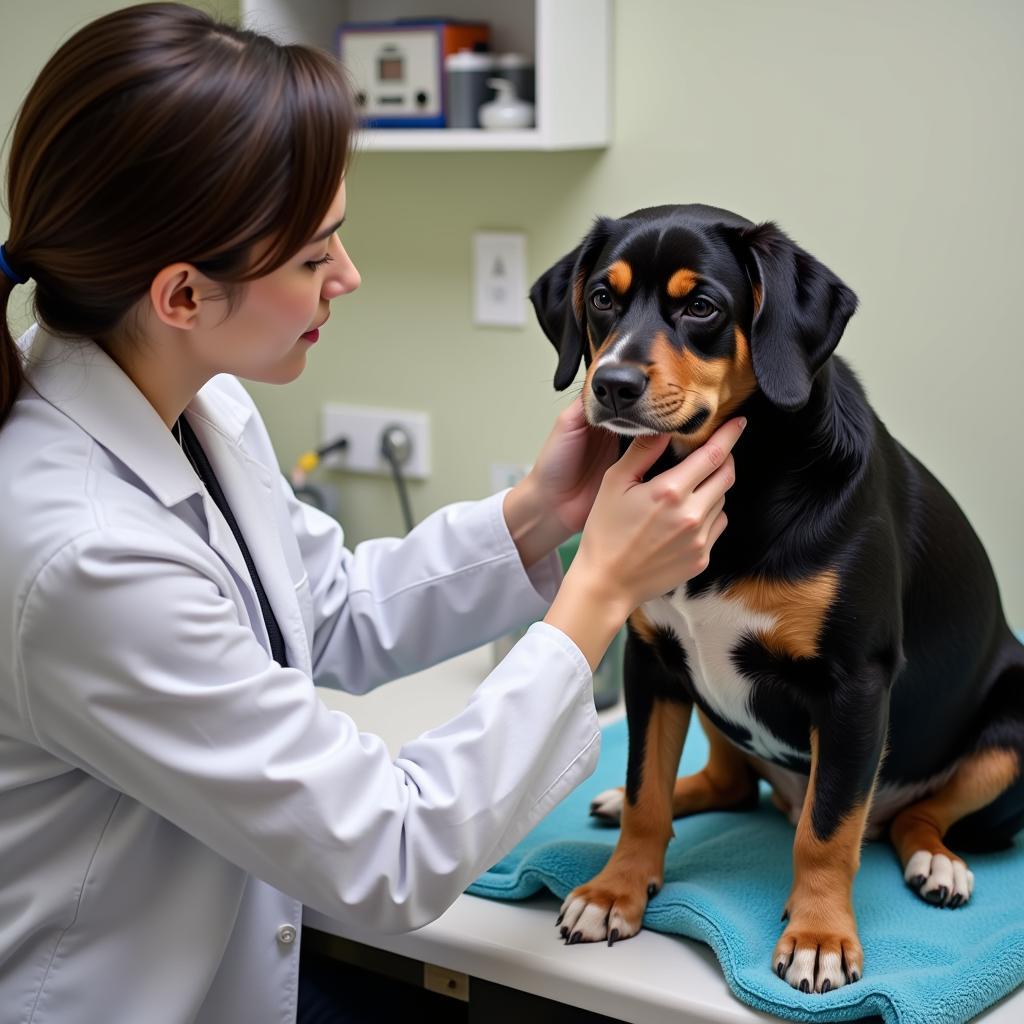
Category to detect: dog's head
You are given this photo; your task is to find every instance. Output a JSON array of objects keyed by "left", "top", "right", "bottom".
[{"left": 530, "top": 205, "right": 858, "bottom": 445}]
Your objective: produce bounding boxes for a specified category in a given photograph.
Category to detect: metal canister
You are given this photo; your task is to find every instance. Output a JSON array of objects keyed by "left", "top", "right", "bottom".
[
  {"left": 494, "top": 52, "right": 535, "bottom": 105},
  {"left": 445, "top": 50, "right": 496, "bottom": 128}
]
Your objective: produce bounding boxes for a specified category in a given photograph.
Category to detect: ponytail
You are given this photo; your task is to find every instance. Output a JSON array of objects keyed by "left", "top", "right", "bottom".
[{"left": 0, "top": 267, "right": 24, "bottom": 429}]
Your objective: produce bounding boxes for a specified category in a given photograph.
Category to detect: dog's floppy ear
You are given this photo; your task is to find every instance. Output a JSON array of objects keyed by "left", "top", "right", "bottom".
[
  {"left": 735, "top": 222, "right": 858, "bottom": 411},
  {"left": 529, "top": 218, "right": 613, "bottom": 391}
]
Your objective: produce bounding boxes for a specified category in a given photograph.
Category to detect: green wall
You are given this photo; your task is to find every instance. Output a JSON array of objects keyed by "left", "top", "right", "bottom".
[{"left": 4, "top": 1, "right": 1022, "bottom": 625}]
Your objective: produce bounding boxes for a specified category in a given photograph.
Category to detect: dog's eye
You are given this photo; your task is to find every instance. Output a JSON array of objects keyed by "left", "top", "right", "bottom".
[
  {"left": 685, "top": 298, "right": 717, "bottom": 319},
  {"left": 590, "top": 288, "right": 613, "bottom": 312}
]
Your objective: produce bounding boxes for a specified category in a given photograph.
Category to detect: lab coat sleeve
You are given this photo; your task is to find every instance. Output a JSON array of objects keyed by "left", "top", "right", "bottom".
[
  {"left": 16, "top": 528, "right": 600, "bottom": 933},
  {"left": 282, "top": 478, "right": 566, "bottom": 693}
]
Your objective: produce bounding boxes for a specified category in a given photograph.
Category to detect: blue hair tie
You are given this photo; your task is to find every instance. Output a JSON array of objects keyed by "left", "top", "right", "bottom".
[{"left": 0, "top": 243, "right": 28, "bottom": 285}]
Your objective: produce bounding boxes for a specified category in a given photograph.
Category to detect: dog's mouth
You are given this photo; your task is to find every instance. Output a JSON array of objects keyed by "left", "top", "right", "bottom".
[{"left": 590, "top": 405, "right": 712, "bottom": 437}]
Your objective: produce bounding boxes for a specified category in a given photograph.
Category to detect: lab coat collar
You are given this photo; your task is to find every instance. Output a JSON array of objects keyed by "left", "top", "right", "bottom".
[{"left": 19, "top": 324, "right": 254, "bottom": 509}]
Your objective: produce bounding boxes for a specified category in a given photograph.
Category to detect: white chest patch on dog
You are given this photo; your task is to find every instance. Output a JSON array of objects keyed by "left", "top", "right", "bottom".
[{"left": 642, "top": 586, "right": 806, "bottom": 764}]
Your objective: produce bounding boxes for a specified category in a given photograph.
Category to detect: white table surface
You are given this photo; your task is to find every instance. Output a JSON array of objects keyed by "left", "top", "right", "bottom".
[{"left": 310, "top": 644, "right": 1024, "bottom": 1024}]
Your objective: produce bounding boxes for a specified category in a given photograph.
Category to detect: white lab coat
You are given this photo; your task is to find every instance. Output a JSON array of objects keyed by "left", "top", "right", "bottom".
[{"left": 0, "top": 325, "right": 600, "bottom": 1024}]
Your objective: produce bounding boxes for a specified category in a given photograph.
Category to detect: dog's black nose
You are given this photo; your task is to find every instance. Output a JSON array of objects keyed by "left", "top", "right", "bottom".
[{"left": 591, "top": 364, "right": 648, "bottom": 415}]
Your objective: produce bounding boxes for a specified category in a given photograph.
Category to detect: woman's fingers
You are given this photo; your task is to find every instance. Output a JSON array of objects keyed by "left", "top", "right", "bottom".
[
  {"left": 706, "top": 509, "right": 729, "bottom": 547},
  {"left": 693, "top": 453, "right": 737, "bottom": 506},
  {"left": 613, "top": 432, "right": 671, "bottom": 483},
  {"left": 665, "top": 417, "right": 746, "bottom": 491}
]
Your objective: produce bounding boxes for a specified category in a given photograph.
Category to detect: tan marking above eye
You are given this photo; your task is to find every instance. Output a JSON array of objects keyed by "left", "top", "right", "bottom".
[
  {"left": 725, "top": 570, "right": 840, "bottom": 661},
  {"left": 667, "top": 268, "right": 698, "bottom": 299},
  {"left": 607, "top": 260, "right": 632, "bottom": 295}
]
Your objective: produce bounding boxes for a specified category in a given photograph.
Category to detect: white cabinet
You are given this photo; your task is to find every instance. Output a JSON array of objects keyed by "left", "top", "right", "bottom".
[{"left": 240, "top": 0, "right": 611, "bottom": 151}]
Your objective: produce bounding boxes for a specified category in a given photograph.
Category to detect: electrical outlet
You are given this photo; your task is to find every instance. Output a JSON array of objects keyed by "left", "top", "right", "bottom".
[
  {"left": 321, "top": 403, "right": 430, "bottom": 479},
  {"left": 473, "top": 231, "right": 526, "bottom": 327}
]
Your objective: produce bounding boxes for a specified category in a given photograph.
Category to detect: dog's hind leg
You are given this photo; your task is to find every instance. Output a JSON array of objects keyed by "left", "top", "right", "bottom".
[
  {"left": 590, "top": 707, "right": 759, "bottom": 824},
  {"left": 890, "top": 657, "right": 1024, "bottom": 908},
  {"left": 890, "top": 749, "right": 1017, "bottom": 907},
  {"left": 669, "top": 708, "right": 760, "bottom": 816}
]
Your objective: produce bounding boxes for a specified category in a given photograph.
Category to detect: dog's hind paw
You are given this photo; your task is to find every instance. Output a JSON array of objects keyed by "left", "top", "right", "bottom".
[
  {"left": 904, "top": 850, "right": 974, "bottom": 908},
  {"left": 588, "top": 786, "right": 624, "bottom": 825}
]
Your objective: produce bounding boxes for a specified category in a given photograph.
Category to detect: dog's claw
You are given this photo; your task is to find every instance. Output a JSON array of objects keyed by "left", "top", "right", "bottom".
[
  {"left": 608, "top": 928, "right": 620, "bottom": 947},
  {"left": 821, "top": 979, "right": 831, "bottom": 994},
  {"left": 799, "top": 979, "right": 810, "bottom": 994},
  {"left": 925, "top": 885, "right": 949, "bottom": 906}
]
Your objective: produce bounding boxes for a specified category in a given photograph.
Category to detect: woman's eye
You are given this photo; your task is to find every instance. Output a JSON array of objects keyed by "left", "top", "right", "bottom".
[
  {"left": 305, "top": 253, "right": 334, "bottom": 271},
  {"left": 591, "top": 288, "right": 613, "bottom": 312},
  {"left": 685, "top": 297, "right": 717, "bottom": 318}
]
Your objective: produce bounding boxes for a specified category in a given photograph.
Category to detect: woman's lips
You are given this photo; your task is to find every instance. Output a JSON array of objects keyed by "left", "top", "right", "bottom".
[{"left": 301, "top": 328, "right": 319, "bottom": 343}]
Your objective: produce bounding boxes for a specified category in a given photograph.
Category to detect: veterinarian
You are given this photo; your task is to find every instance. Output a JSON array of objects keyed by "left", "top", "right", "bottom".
[{"left": 0, "top": 6, "right": 743, "bottom": 1023}]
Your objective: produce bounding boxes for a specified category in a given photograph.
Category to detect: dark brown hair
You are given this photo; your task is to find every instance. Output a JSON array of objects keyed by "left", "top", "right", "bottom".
[{"left": 1, "top": 2, "right": 355, "bottom": 427}]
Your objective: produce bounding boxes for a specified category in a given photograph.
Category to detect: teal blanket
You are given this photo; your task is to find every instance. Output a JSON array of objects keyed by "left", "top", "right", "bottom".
[{"left": 469, "top": 699, "right": 1024, "bottom": 1024}]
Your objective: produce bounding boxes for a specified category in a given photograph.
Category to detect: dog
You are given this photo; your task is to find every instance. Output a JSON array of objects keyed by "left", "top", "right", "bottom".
[{"left": 529, "top": 204, "right": 1024, "bottom": 994}]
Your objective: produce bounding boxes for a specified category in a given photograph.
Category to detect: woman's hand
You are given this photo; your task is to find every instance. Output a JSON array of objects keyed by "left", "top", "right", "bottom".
[
  {"left": 503, "top": 399, "right": 620, "bottom": 568},
  {"left": 527, "top": 397, "right": 622, "bottom": 535},
  {"left": 545, "top": 417, "right": 746, "bottom": 668}
]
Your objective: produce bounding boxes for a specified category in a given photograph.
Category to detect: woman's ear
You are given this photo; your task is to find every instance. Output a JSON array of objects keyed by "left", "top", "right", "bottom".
[
  {"left": 149, "top": 264, "right": 210, "bottom": 331},
  {"left": 529, "top": 217, "right": 613, "bottom": 391},
  {"left": 735, "top": 222, "right": 858, "bottom": 411}
]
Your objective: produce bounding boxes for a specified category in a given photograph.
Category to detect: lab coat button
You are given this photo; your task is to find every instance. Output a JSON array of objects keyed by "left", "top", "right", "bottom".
[{"left": 276, "top": 924, "right": 297, "bottom": 945}]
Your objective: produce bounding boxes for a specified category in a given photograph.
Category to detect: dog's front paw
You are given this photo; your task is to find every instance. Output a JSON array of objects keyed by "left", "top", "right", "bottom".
[
  {"left": 773, "top": 918, "right": 863, "bottom": 993},
  {"left": 904, "top": 850, "right": 975, "bottom": 908},
  {"left": 588, "top": 786, "right": 625, "bottom": 825},
  {"left": 557, "top": 870, "right": 661, "bottom": 946}
]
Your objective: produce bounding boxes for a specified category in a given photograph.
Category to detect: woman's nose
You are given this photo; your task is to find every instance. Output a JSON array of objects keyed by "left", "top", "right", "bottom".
[{"left": 324, "top": 239, "right": 360, "bottom": 299}]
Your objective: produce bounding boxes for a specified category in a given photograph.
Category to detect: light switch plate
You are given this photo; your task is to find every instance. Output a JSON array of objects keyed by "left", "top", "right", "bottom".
[{"left": 473, "top": 231, "right": 526, "bottom": 327}]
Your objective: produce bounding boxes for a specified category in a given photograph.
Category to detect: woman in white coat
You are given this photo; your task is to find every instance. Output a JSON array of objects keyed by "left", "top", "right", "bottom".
[{"left": 0, "top": 6, "right": 742, "bottom": 1023}]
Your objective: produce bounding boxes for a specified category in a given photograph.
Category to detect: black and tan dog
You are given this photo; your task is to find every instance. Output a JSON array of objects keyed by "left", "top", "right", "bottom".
[{"left": 530, "top": 204, "right": 1024, "bottom": 993}]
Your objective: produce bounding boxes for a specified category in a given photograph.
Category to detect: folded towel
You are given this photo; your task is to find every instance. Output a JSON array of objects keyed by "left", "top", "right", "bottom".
[{"left": 469, "top": 678, "right": 1024, "bottom": 1024}]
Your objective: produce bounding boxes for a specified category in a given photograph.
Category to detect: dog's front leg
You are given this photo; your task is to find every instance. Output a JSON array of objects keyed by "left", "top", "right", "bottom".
[
  {"left": 774, "top": 675, "right": 888, "bottom": 993},
  {"left": 558, "top": 631, "right": 691, "bottom": 945}
]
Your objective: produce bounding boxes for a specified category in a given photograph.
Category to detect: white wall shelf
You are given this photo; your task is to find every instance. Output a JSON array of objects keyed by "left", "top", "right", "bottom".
[{"left": 240, "top": 0, "right": 612, "bottom": 152}]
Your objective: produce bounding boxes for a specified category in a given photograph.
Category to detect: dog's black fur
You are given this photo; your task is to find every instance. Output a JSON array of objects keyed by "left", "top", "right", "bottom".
[{"left": 530, "top": 206, "right": 1024, "bottom": 986}]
